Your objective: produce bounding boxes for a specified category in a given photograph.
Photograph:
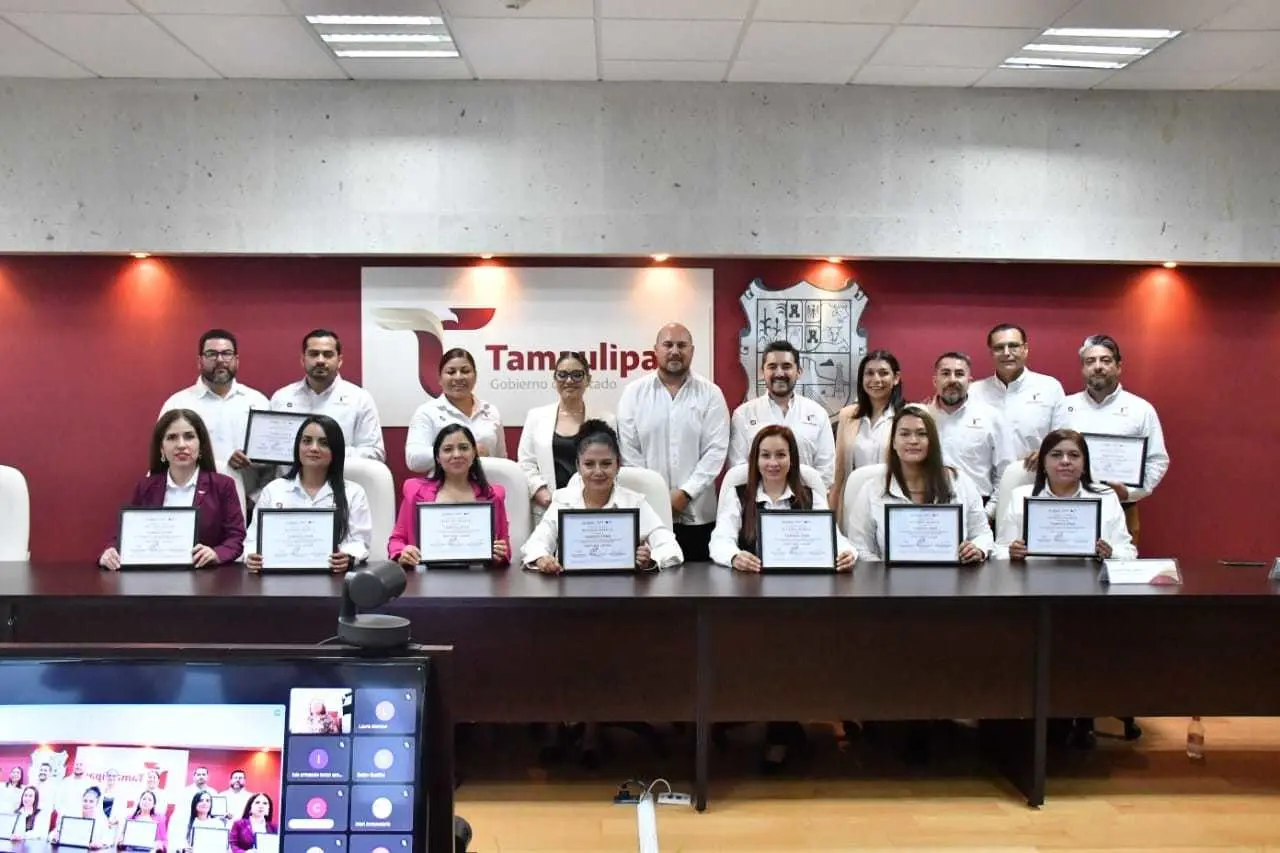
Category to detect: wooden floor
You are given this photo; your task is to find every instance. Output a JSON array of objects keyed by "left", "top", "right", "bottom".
[{"left": 453, "top": 717, "right": 1280, "bottom": 852}]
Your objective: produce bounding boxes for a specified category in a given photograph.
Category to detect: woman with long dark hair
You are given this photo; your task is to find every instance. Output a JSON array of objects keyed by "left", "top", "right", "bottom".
[
  {"left": 245, "top": 414, "right": 372, "bottom": 572},
  {"left": 8, "top": 786, "right": 50, "bottom": 842},
  {"left": 831, "top": 350, "right": 904, "bottom": 517}
]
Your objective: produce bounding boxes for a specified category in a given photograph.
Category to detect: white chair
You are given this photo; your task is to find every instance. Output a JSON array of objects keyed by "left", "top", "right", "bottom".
[
  {"left": 480, "top": 457, "right": 534, "bottom": 555},
  {"left": 840, "top": 463, "right": 887, "bottom": 537},
  {"left": 216, "top": 461, "right": 248, "bottom": 520},
  {"left": 992, "top": 463, "right": 1035, "bottom": 522},
  {"left": 0, "top": 465, "right": 31, "bottom": 560},
  {"left": 616, "top": 467, "right": 674, "bottom": 529},
  {"left": 344, "top": 458, "right": 396, "bottom": 563}
]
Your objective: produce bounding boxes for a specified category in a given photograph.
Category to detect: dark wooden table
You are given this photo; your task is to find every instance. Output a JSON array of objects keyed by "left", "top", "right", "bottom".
[{"left": 2, "top": 559, "right": 1278, "bottom": 810}]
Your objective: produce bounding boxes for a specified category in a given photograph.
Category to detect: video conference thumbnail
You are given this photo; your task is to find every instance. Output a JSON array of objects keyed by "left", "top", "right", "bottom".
[
  {"left": 347, "top": 786, "right": 413, "bottom": 833},
  {"left": 289, "top": 690, "right": 353, "bottom": 735},
  {"left": 282, "top": 833, "right": 346, "bottom": 853},
  {"left": 347, "top": 835, "right": 413, "bottom": 853},
  {"left": 350, "top": 737, "right": 414, "bottom": 784},
  {"left": 351, "top": 690, "right": 416, "bottom": 735},
  {"left": 285, "top": 738, "right": 350, "bottom": 783},
  {"left": 283, "top": 784, "right": 349, "bottom": 832}
]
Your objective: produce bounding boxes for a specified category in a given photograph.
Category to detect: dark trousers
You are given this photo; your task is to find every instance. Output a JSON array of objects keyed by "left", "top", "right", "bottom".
[{"left": 674, "top": 523, "right": 713, "bottom": 563}]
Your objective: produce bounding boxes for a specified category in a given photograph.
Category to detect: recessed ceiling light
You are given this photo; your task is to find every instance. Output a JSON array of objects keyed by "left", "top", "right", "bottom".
[
  {"left": 1004, "top": 26, "right": 1180, "bottom": 72},
  {"left": 1044, "top": 28, "right": 1180, "bottom": 39},
  {"left": 130, "top": 252, "right": 150, "bottom": 259},
  {"left": 333, "top": 49, "right": 459, "bottom": 58},
  {"left": 321, "top": 33, "right": 451, "bottom": 43},
  {"left": 480, "top": 254, "right": 494, "bottom": 260},
  {"left": 306, "top": 15, "right": 443, "bottom": 25},
  {"left": 1004, "top": 57, "right": 1127, "bottom": 69},
  {"left": 1162, "top": 261, "right": 1178, "bottom": 269},
  {"left": 825, "top": 256, "right": 843, "bottom": 264},
  {"left": 1023, "top": 43, "right": 1149, "bottom": 56},
  {"left": 651, "top": 253, "right": 670, "bottom": 263}
]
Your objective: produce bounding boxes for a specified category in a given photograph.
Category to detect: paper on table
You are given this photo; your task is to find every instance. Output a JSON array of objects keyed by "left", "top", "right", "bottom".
[{"left": 1101, "top": 558, "right": 1181, "bottom": 585}]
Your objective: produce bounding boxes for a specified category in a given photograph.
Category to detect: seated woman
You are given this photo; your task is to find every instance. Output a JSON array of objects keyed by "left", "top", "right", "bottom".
[
  {"left": 50, "top": 786, "right": 110, "bottom": 849},
  {"left": 245, "top": 415, "right": 373, "bottom": 573},
  {"left": 993, "top": 428, "right": 1136, "bottom": 561},
  {"left": 521, "top": 420, "right": 683, "bottom": 572},
  {"left": 179, "top": 791, "right": 223, "bottom": 853},
  {"left": 711, "top": 425, "right": 856, "bottom": 572},
  {"left": 389, "top": 424, "right": 511, "bottom": 569},
  {"left": 124, "top": 789, "right": 169, "bottom": 852},
  {"left": 848, "top": 405, "right": 993, "bottom": 563},
  {"left": 99, "top": 408, "right": 246, "bottom": 570},
  {"left": 229, "top": 794, "right": 276, "bottom": 853},
  {"left": 9, "top": 786, "right": 51, "bottom": 842}
]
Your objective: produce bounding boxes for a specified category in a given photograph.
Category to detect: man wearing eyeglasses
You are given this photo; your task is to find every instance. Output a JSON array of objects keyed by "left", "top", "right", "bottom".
[{"left": 970, "top": 323, "right": 1064, "bottom": 464}]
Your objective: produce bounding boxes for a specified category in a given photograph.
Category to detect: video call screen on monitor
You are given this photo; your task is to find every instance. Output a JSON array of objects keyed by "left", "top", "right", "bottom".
[{"left": 0, "top": 648, "right": 428, "bottom": 853}]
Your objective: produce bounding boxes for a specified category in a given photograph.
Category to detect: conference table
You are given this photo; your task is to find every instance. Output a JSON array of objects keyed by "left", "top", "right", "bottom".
[{"left": 1, "top": 559, "right": 1279, "bottom": 811}]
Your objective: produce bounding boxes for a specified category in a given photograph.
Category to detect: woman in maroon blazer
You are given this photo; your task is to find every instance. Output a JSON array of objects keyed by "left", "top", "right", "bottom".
[
  {"left": 228, "top": 793, "right": 276, "bottom": 853},
  {"left": 99, "top": 408, "right": 246, "bottom": 570}
]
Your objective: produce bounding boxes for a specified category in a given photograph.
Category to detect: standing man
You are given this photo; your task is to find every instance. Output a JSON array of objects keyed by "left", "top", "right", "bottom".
[
  {"left": 57, "top": 759, "right": 89, "bottom": 817},
  {"left": 728, "top": 340, "right": 836, "bottom": 487},
  {"left": 970, "top": 323, "right": 1064, "bottom": 461},
  {"left": 172, "top": 766, "right": 216, "bottom": 847},
  {"left": 617, "top": 323, "right": 730, "bottom": 562},
  {"left": 270, "top": 329, "right": 385, "bottom": 461},
  {"left": 222, "top": 770, "right": 251, "bottom": 820},
  {"left": 926, "top": 352, "right": 1016, "bottom": 501},
  {"left": 1051, "top": 334, "right": 1169, "bottom": 542}
]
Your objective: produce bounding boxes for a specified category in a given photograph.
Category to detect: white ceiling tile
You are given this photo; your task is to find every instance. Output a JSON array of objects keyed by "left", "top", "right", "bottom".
[
  {"left": 1203, "top": 0, "right": 1280, "bottom": 29},
  {"left": 737, "top": 21, "right": 889, "bottom": 64},
  {"left": 1129, "top": 31, "right": 1280, "bottom": 72},
  {"left": 1096, "top": 68, "right": 1242, "bottom": 89},
  {"left": 4, "top": 12, "right": 219, "bottom": 77},
  {"left": 601, "top": 19, "right": 741, "bottom": 61},
  {"left": 134, "top": 0, "right": 292, "bottom": 13},
  {"left": 0, "top": 17, "right": 91, "bottom": 76},
  {"left": 752, "top": 0, "right": 915, "bottom": 24},
  {"left": 0, "top": 0, "right": 132, "bottom": 11},
  {"left": 728, "top": 59, "right": 855, "bottom": 84},
  {"left": 449, "top": 17, "right": 595, "bottom": 79},
  {"left": 868, "top": 25, "right": 1037, "bottom": 67},
  {"left": 853, "top": 64, "right": 986, "bottom": 86},
  {"left": 155, "top": 14, "right": 345, "bottom": 78},
  {"left": 1052, "top": 0, "right": 1242, "bottom": 30},
  {"left": 338, "top": 56, "right": 471, "bottom": 78},
  {"left": 905, "top": 0, "right": 1077, "bottom": 28},
  {"left": 438, "top": 0, "right": 590, "bottom": 17},
  {"left": 601, "top": 59, "right": 725, "bottom": 81},
  {"left": 974, "top": 67, "right": 1115, "bottom": 88},
  {"left": 601, "top": 0, "right": 749, "bottom": 19}
]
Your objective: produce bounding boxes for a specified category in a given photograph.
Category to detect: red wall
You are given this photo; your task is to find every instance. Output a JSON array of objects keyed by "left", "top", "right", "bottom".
[{"left": 1, "top": 255, "right": 1277, "bottom": 563}]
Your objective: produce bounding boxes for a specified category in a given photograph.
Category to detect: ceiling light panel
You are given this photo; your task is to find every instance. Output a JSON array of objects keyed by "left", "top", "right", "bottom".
[
  {"left": 305, "top": 13, "right": 458, "bottom": 60},
  {"left": 1002, "top": 26, "right": 1180, "bottom": 72}
]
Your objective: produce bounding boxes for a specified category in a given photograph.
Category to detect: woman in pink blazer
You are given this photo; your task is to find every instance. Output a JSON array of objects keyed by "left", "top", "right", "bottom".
[
  {"left": 228, "top": 793, "right": 276, "bottom": 853},
  {"left": 99, "top": 408, "right": 246, "bottom": 569},
  {"left": 389, "top": 424, "right": 511, "bottom": 568}
]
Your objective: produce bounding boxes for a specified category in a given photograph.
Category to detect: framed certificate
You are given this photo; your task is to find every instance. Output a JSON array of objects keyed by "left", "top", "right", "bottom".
[
  {"left": 883, "top": 504, "right": 962, "bottom": 565},
  {"left": 122, "top": 819, "right": 159, "bottom": 850},
  {"left": 117, "top": 507, "right": 199, "bottom": 569},
  {"left": 244, "top": 409, "right": 310, "bottom": 465},
  {"left": 192, "top": 826, "right": 229, "bottom": 853},
  {"left": 57, "top": 816, "right": 96, "bottom": 848},
  {"left": 0, "top": 812, "right": 17, "bottom": 838},
  {"left": 557, "top": 508, "right": 639, "bottom": 572},
  {"left": 257, "top": 508, "right": 337, "bottom": 572},
  {"left": 257, "top": 834, "right": 280, "bottom": 853},
  {"left": 1082, "top": 433, "right": 1148, "bottom": 488},
  {"left": 416, "top": 502, "right": 495, "bottom": 566},
  {"left": 1023, "top": 497, "right": 1102, "bottom": 558},
  {"left": 758, "top": 510, "right": 836, "bottom": 571}
]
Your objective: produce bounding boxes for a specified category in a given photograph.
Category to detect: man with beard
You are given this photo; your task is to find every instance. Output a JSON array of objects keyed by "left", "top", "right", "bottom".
[
  {"left": 727, "top": 340, "right": 835, "bottom": 487},
  {"left": 222, "top": 769, "right": 251, "bottom": 820},
  {"left": 270, "top": 328, "right": 385, "bottom": 461},
  {"left": 970, "top": 323, "right": 1064, "bottom": 461},
  {"left": 926, "top": 351, "right": 1016, "bottom": 501},
  {"left": 617, "top": 322, "right": 730, "bottom": 562},
  {"left": 1051, "top": 334, "right": 1168, "bottom": 542}
]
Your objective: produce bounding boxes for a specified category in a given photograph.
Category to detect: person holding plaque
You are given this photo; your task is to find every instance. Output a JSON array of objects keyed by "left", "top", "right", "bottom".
[
  {"left": 521, "top": 420, "right": 683, "bottom": 572},
  {"left": 124, "top": 790, "right": 169, "bottom": 851},
  {"left": 178, "top": 792, "right": 223, "bottom": 853},
  {"left": 831, "top": 350, "right": 904, "bottom": 517},
  {"left": 244, "top": 415, "right": 373, "bottom": 573},
  {"left": 8, "top": 786, "right": 50, "bottom": 842},
  {"left": 49, "top": 786, "right": 110, "bottom": 848},
  {"left": 405, "top": 348, "right": 506, "bottom": 473},
  {"left": 993, "top": 429, "right": 1136, "bottom": 561},
  {"left": 711, "top": 425, "right": 855, "bottom": 572},
  {"left": 848, "top": 406, "right": 993, "bottom": 562},
  {"left": 98, "top": 409, "right": 246, "bottom": 570},
  {"left": 228, "top": 794, "right": 275, "bottom": 853},
  {"left": 389, "top": 424, "right": 511, "bottom": 568}
]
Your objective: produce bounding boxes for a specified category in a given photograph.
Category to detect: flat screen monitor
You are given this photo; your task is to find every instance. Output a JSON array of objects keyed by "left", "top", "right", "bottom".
[{"left": 0, "top": 644, "right": 453, "bottom": 853}]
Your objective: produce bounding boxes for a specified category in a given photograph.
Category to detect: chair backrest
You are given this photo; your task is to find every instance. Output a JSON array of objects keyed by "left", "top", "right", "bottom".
[
  {"left": 215, "top": 461, "right": 248, "bottom": 520},
  {"left": 0, "top": 465, "right": 31, "bottom": 560},
  {"left": 343, "top": 458, "right": 396, "bottom": 562},
  {"left": 841, "top": 463, "right": 887, "bottom": 536},
  {"left": 993, "top": 463, "right": 1036, "bottom": 520},
  {"left": 479, "top": 457, "right": 534, "bottom": 554},
  {"left": 616, "top": 467, "right": 674, "bottom": 528}
]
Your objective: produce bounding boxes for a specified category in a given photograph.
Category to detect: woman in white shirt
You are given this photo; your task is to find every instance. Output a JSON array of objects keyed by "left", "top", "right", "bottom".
[
  {"left": 849, "top": 405, "right": 993, "bottom": 563},
  {"left": 522, "top": 419, "right": 683, "bottom": 572},
  {"left": 517, "top": 352, "right": 614, "bottom": 521},
  {"left": 994, "top": 428, "right": 1136, "bottom": 561},
  {"left": 405, "top": 348, "right": 506, "bottom": 473},
  {"left": 0, "top": 766, "right": 23, "bottom": 813},
  {"left": 180, "top": 791, "right": 224, "bottom": 853},
  {"left": 830, "top": 350, "right": 904, "bottom": 518},
  {"left": 8, "top": 786, "right": 50, "bottom": 842},
  {"left": 245, "top": 414, "right": 372, "bottom": 573},
  {"left": 50, "top": 786, "right": 109, "bottom": 849},
  {"left": 711, "top": 425, "right": 855, "bottom": 572}
]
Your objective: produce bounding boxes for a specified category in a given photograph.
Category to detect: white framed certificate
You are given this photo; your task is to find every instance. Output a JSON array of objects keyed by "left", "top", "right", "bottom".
[
  {"left": 417, "top": 502, "right": 495, "bottom": 565},
  {"left": 758, "top": 510, "right": 836, "bottom": 571},
  {"left": 209, "top": 795, "right": 228, "bottom": 817},
  {"left": 117, "top": 507, "right": 199, "bottom": 568},
  {"left": 1082, "top": 433, "right": 1148, "bottom": 488},
  {"left": 192, "top": 826, "right": 229, "bottom": 853},
  {"left": 257, "top": 508, "right": 336, "bottom": 571},
  {"left": 557, "top": 508, "right": 639, "bottom": 572},
  {"left": 57, "top": 816, "right": 96, "bottom": 848},
  {"left": 1100, "top": 558, "right": 1181, "bottom": 585},
  {"left": 0, "top": 812, "right": 17, "bottom": 838},
  {"left": 122, "top": 819, "right": 159, "bottom": 850},
  {"left": 244, "top": 409, "right": 310, "bottom": 465},
  {"left": 1023, "top": 497, "right": 1102, "bottom": 558},
  {"left": 883, "top": 504, "right": 962, "bottom": 565},
  {"left": 257, "top": 833, "right": 280, "bottom": 853}
]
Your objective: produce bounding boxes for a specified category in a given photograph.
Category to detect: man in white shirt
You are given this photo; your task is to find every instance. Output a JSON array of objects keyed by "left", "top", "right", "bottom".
[
  {"left": 270, "top": 329, "right": 386, "bottom": 461},
  {"left": 57, "top": 759, "right": 91, "bottom": 817},
  {"left": 969, "top": 323, "right": 1064, "bottom": 461},
  {"left": 1050, "top": 334, "right": 1169, "bottom": 543},
  {"left": 926, "top": 351, "right": 1016, "bottom": 500},
  {"left": 222, "top": 770, "right": 251, "bottom": 820},
  {"left": 728, "top": 340, "right": 836, "bottom": 487},
  {"left": 617, "top": 323, "right": 730, "bottom": 562}
]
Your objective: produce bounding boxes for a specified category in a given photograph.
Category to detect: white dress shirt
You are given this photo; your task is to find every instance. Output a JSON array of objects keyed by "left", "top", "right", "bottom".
[
  {"left": 247, "top": 476, "right": 372, "bottom": 562},
  {"left": 926, "top": 398, "right": 1016, "bottom": 497},
  {"left": 10, "top": 809, "right": 51, "bottom": 840},
  {"left": 992, "top": 482, "right": 1136, "bottom": 560},
  {"left": 970, "top": 369, "right": 1065, "bottom": 458},
  {"left": 848, "top": 470, "right": 994, "bottom": 561},
  {"left": 159, "top": 379, "right": 269, "bottom": 466},
  {"left": 0, "top": 784, "right": 20, "bottom": 813},
  {"left": 517, "top": 402, "right": 615, "bottom": 497},
  {"left": 405, "top": 396, "right": 505, "bottom": 473},
  {"left": 846, "top": 407, "right": 895, "bottom": 471},
  {"left": 269, "top": 376, "right": 385, "bottom": 462},
  {"left": 709, "top": 481, "right": 854, "bottom": 567},
  {"left": 163, "top": 471, "right": 198, "bottom": 507},
  {"left": 520, "top": 482, "right": 683, "bottom": 568},
  {"left": 728, "top": 394, "right": 836, "bottom": 487},
  {"left": 616, "top": 371, "right": 730, "bottom": 527},
  {"left": 223, "top": 788, "right": 252, "bottom": 823},
  {"left": 1050, "top": 385, "right": 1169, "bottom": 502}
]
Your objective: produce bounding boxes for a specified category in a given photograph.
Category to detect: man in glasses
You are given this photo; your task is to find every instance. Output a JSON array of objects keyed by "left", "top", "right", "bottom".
[{"left": 970, "top": 323, "right": 1064, "bottom": 463}]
